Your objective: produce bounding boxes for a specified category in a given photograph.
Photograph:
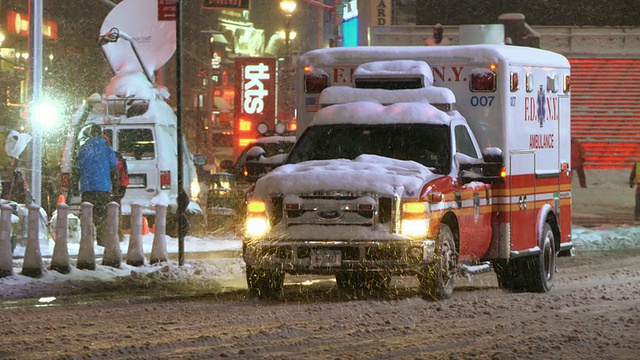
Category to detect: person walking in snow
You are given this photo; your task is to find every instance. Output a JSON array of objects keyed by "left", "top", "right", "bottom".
[
  {"left": 571, "top": 138, "right": 587, "bottom": 188},
  {"left": 76, "top": 124, "right": 117, "bottom": 246},
  {"left": 629, "top": 160, "right": 640, "bottom": 221}
]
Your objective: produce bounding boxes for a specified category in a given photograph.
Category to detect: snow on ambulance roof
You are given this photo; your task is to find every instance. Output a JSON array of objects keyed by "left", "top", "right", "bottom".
[
  {"left": 311, "top": 101, "right": 452, "bottom": 127},
  {"left": 319, "top": 86, "right": 456, "bottom": 107},
  {"left": 299, "top": 44, "right": 570, "bottom": 69},
  {"left": 254, "top": 154, "right": 439, "bottom": 197},
  {"left": 354, "top": 60, "right": 434, "bottom": 86}
]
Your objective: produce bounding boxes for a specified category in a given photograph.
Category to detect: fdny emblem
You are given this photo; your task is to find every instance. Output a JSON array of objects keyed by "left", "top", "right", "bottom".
[{"left": 536, "top": 85, "right": 546, "bottom": 127}]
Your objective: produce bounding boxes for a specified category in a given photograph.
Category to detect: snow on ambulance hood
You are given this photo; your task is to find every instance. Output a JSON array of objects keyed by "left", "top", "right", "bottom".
[{"left": 253, "top": 154, "right": 441, "bottom": 198}]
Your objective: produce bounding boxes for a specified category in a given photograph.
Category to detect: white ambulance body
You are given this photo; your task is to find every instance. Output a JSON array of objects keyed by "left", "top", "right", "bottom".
[
  {"left": 296, "top": 44, "right": 573, "bottom": 257},
  {"left": 235, "top": 43, "right": 572, "bottom": 299}
]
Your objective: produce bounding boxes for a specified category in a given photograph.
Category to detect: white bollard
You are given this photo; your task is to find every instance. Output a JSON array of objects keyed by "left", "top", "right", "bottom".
[
  {"left": 127, "top": 204, "right": 146, "bottom": 267},
  {"left": 49, "top": 203, "right": 71, "bottom": 274},
  {"left": 22, "top": 203, "right": 43, "bottom": 278},
  {"left": 150, "top": 204, "right": 168, "bottom": 264},
  {"left": 77, "top": 202, "right": 96, "bottom": 270},
  {"left": 102, "top": 202, "right": 122, "bottom": 268},
  {"left": 0, "top": 204, "right": 14, "bottom": 277}
]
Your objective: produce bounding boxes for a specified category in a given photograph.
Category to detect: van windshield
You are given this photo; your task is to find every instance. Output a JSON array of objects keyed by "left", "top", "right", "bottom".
[
  {"left": 118, "top": 129, "right": 155, "bottom": 160},
  {"left": 287, "top": 123, "right": 451, "bottom": 174}
]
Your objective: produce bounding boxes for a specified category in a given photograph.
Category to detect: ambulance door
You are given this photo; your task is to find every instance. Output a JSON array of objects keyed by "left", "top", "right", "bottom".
[{"left": 509, "top": 151, "right": 537, "bottom": 252}]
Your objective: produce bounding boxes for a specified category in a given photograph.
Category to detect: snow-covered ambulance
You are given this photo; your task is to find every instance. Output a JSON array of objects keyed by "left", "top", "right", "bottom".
[{"left": 242, "top": 40, "right": 573, "bottom": 299}]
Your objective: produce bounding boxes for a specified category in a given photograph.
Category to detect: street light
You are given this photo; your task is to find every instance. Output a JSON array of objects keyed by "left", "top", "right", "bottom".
[{"left": 279, "top": 0, "right": 297, "bottom": 122}]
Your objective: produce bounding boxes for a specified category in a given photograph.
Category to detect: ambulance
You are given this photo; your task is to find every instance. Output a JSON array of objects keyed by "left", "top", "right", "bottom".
[{"left": 241, "top": 27, "right": 573, "bottom": 299}]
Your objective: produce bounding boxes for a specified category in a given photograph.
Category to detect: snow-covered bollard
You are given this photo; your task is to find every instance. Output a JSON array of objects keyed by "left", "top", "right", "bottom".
[
  {"left": 126, "top": 204, "right": 146, "bottom": 267},
  {"left": 22, "top": 203, "right": 44, "bottom": 278},
  {"left": 49, "top": 203, "right": 71, "bottom": 274},
  {"left": 76, "top": 202, "right": 96, "bottom": 270},
  {"left": 150, "top": 204, "right": 168, "bottom": 264},
  {"left": 102, "top": 202, "right": 122, "bottom": 268},
  {"left": 0, "top": 204, "right": 14, "bottom": 277}
]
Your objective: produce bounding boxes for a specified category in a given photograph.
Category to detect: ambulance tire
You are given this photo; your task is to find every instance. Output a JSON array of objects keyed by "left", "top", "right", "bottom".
[
  {"left": 524, "top": 222, "right": 556, "bottom": 293},
  {"left": 419, "top": 223, "right": 457, "bottom": 300},
  {"left": 246, "top": 265, "right": 284, "bottom": 299}
]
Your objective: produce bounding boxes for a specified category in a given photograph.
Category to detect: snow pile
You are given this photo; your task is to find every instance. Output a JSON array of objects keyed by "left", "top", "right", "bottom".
[{"left": 572, "top": 225, "right": 640, "bottom": 251}]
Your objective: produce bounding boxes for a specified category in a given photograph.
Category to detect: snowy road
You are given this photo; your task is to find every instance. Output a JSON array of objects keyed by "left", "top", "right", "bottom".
[{"left": 1, "top": 249, "right": 638, "bottom": 359}]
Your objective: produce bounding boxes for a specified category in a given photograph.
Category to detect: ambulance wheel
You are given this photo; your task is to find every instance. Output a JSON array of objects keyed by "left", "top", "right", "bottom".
[
  {"left": 525, "top": 223, "right": 556, "bottom": 293},
  {"left": 246, "top": 266, "right": 284, "bottom": 299},
  {"left": 418, "top": 223, "right": 457, "bottom": 300}
]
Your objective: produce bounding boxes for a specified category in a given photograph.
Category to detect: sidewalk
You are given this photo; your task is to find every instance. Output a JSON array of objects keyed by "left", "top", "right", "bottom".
[{"left": 571, "top": 169, "right": 636, "bottom": 227}]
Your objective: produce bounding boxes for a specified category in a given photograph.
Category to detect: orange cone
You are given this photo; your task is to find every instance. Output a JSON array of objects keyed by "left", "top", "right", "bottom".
[
  {"left": 57, "top": 194, "right": 66, "bottom": 205},
  {"left": 142, "top": 216, "right": 150, "bottom": 235}
]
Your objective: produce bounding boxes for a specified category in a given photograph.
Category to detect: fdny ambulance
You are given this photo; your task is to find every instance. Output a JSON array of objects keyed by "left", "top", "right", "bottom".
[{"left": 241, "top": 40, "right": 572, "bottom": 299}]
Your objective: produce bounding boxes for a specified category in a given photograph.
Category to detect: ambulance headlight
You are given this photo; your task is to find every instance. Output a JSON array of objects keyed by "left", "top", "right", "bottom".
[
  {"left": 401, "top": 202, "right": 429, "bottom": 238},
  {"left": 245, "top": 200, "right": 270, "bottom": 237},
  {"left": 245, "top": 216, "right": 270, "bottom": 237},
  {"left": 401, "top": 219, "right": 429, "bottom": 238}
]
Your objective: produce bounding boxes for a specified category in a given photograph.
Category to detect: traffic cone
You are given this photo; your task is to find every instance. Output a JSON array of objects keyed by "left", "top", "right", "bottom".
[
  {"left": 142, "top": 216, "right": 150, "bottom": 235},
  {"left": 57, "top": 194, "right": 66, "bottom": 205}
]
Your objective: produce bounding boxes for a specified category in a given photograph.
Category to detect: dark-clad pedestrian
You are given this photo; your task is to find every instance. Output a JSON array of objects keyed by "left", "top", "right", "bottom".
[
  {"left": 629, "top": 160, "right": 640, "bottom": 221},
  {"left": 571, "top": 138, "right": 587, "bottom": 188},
  {"left": 76, "top": 124, "right": 117, "bottom": 246}
]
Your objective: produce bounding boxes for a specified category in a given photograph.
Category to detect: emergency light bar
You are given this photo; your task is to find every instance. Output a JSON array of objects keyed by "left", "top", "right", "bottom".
[{"left": 355, "top": 76, "right": 423, "bottom": 90}]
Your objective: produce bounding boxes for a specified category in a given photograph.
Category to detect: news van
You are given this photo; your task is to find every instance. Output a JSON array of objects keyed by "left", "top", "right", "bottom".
[
  {"left": 241, "top": 29, "right": 573, "bottom": 299},
  {"left": 60, "top": 0, "right": 204, "bottom": 236},
  {"left": 60, "top": 72, "right": 205, "bottom": 236}
]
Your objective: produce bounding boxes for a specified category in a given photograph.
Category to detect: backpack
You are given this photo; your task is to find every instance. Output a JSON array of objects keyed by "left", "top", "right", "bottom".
[
  {"left": 117, "top": 153, "right": 130, "bottom": 187},
  {"left": 112, "top": 152, "right": 129, "bottom": 195}
]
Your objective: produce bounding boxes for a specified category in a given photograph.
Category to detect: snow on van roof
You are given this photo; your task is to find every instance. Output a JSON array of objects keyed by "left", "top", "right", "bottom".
[
  {"left": 299, "top": 44, "right": 570, "bottom": 69},
  {"left": 319, "top": 86, "right": 456, "bottom": 107},
  {"left": 311, "top": 101, "right": 452, "bottom": 127},
  {"left": 354, "top": 60, "right": 434, "bottom": 86}
]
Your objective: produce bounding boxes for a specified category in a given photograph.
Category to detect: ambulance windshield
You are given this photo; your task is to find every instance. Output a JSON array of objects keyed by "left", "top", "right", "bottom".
[{"left": 287, "top": 123, "right": 451, "bottom": 174}]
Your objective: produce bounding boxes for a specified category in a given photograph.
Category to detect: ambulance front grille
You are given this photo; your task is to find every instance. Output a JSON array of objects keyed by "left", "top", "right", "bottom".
[{"left": 269, "top": 193, "right": 395, "bottom": 228}]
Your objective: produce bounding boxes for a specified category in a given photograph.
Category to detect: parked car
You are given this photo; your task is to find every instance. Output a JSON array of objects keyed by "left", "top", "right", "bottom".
[
  {"left": 221, "top": 135, "right": 296, "bottom": 183},
  {"left": 208, "top": 134, "right": 296, "bottom": 233}
]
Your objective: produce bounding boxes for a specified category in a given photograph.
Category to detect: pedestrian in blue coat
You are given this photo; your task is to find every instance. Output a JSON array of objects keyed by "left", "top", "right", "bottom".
[{"left": 76, "top": 124, "right": 117, "bottom": 246}]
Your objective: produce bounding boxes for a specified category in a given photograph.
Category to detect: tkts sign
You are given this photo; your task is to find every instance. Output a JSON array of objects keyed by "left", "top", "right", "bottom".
[
  {"left": 234, "top": 57, "right": 277, "bottom": 150},
  {"left": 202, "top": 0, "right": 250, "bottom": 10}
]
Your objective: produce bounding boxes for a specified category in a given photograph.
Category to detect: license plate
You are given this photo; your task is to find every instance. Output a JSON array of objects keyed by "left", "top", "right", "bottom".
[{"left": 310, "top": 249, "right": 342, "bottom": 267}]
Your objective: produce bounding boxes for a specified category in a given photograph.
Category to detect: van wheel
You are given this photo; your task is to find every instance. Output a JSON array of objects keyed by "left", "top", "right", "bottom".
[
  {"left": 418, "top": 223, "right": 457, "bottom": 300},
  {"left": 246, "top": 266, "right": 284, "bottom": 299}
]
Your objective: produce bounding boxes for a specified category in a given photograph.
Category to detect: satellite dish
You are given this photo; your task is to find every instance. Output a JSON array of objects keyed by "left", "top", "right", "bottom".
[{"left": 100, "top": 0, "right": 176, "bottom": 77}]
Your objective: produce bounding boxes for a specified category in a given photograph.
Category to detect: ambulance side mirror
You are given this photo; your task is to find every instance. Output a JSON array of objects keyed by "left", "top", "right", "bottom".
[{"left": 459, "top": 147, "right": 504, "bottom": 185}]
